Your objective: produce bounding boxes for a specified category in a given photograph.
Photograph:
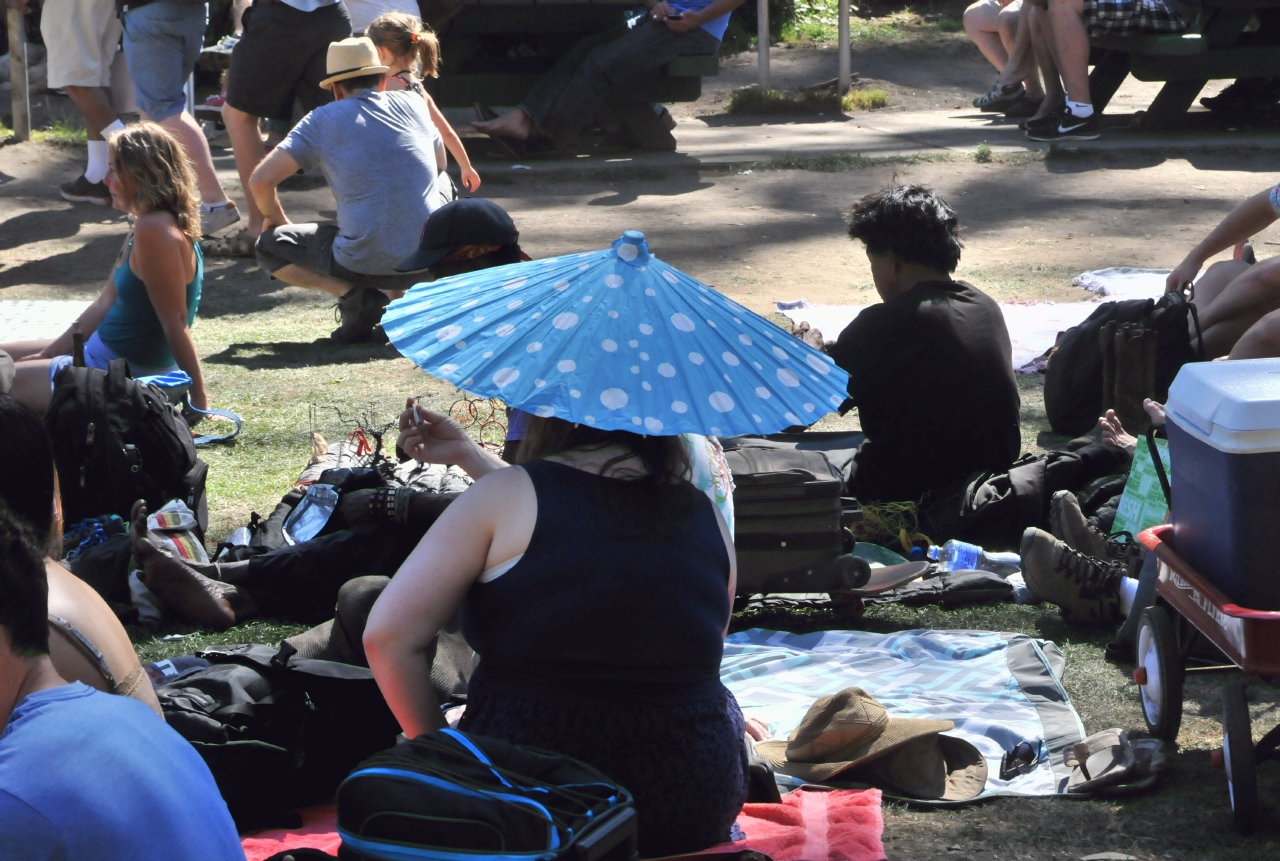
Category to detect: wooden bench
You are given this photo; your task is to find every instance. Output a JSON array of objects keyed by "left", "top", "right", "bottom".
[{"left": 1088, "top": 0, "right": 1280, "bottom": 129}]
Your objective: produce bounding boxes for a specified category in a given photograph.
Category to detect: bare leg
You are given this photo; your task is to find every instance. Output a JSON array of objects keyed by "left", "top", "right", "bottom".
[
  {"left": 995, "top": 3, "right": 1038, "bottom": 87},
  {"left": 223, "top": 104, "right": 268, "bottom": 235},
  {"left": 474, "top": 108, "right": 535, "bottom": 141},
  {"left": 0, "top": 338, "right": 55, "bottom": 360},
  {"left": 1193, "top": 256, "right": 1280, "bottom": 357},
  {"left": 965, "top": 0, "right": 1010, "bottom": 72},
  {"left": 156, "top": 113, "right": 230, "bottom": 206},
  {"left": 129, "top": 501, "right": 254, "bottom": 629},
  {"left": 63, "top": 86, "right": 118, "bottom": 141},
  {"left": 271, "top": 263, "right": 355, "bottom": 298},
  {"left": 9, "top": 360, "right": 55, "bottom": 413},
  {"left": 1189, "top": 259, "right": 1250, "bottom": 313},
  {"left": 1048, "top": 0, "right": 1091, "bottom": 106},
  {"left": 1229, "top": 308, "right": 1280, "bottom": 359},
  {"left": 1028, "top": 5, "right": 1065, "bottom": 121},
  {"left": 1000, "top": 4, "right": 1044, "bottom": 100}
]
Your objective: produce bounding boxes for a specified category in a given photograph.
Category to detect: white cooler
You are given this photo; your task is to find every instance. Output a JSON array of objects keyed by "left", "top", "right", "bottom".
[{"left": 1166, "top": 358, "right": 1280, "bottom": 610}]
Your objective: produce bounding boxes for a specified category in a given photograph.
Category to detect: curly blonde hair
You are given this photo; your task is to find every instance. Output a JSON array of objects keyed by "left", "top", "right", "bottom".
[
  {"left": 107, "top": 122, "right": 202, "bottom": 244},
  {"left": 367, "top": 12, "right": 442, "bottom": 78}
]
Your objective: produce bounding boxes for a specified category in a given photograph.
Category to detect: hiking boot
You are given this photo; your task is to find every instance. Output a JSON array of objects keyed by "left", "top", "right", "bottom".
[
  {"left": 1026, "top": 106, "right": 1100, "bottom": 141},
  {"left": 1049, "top": 491, "right": 1109, "bottom": 559},
  {"left": 60, "top": 175, "right": 111, "bottom": 205},
  {"left": 331, "top": 287, "right": 390, "bottom": 344},
  {"left": 1020, "top": 527, "right": 1123, "bottom": 624},
  {"left": 200, "top": 201, "right": 241, "bottom": 237}
]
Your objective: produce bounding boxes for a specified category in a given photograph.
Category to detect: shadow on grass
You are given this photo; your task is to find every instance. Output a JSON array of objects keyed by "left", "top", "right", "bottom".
[
  {"left": 204, "top": 339, "right": 403, "bottom": 370},
  {"left": 0, "top": 233, "right": 122, "bottom": 289},
  {"left": 0, "top": 209, "right": 86, "bottom": 252}
]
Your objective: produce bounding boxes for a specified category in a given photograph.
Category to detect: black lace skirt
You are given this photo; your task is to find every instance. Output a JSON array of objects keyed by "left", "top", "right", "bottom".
[{"left": 459, "top": 682, "right": 748, "bottom": 856}]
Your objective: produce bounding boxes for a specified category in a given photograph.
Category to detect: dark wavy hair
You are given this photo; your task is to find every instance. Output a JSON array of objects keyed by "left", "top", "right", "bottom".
[
  {"left": 0, "top": 500, "right": 51, "bottom": 657},
  {"left": 515, "top": 417, "right": 693, "bottom": 540},
  {"left": 846, "top": 184, "right": 963, "bottom": 273},
  {"left": 0, "top": 394, "right": 55, "bottom": 542}
]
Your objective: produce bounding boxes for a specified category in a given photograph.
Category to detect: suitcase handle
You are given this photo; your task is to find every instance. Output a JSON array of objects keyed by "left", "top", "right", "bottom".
[{"left": 570, "top": 805, "right": 637, "bottom": 861}]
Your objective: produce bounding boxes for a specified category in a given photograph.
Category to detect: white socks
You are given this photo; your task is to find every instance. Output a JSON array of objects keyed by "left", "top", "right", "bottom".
[
  {"left": 1119, "top": 576, "right": 1139, "bottom": 617},
  {"left": 85, "top": 119, "right": 125, "bottom": 183},
  {"left": 1066, "top": 100, "right": 1094, "bottom": 119}
]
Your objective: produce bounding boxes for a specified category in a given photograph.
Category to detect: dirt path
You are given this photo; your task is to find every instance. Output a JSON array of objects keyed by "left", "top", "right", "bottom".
[{"left": 5, "top": 145, "right": 1276, "bottom": 312}]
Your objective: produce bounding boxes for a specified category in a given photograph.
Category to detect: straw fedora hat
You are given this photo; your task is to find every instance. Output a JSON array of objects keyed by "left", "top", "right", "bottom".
[
  {"left": 756, "top": 687, "right": 956, "bottom": 784},
  {"left": 320, "top": 37, "right": 390, "bottom": 90}
]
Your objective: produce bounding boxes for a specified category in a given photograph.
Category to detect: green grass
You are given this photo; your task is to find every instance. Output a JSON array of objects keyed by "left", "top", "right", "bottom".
[
  {"left": 842, "top": 87, "right": 889, "bottom": 111},
  {"left": 726, "top": 86, "right": 842, "bottom": 115},
  {"left": 32, "top": 119, "right": 88, "bottom": 145},
  {"left": 973, "top": 142, "right": 994, "bottom": 163},
  {"left": 781, "top": 5, "right": 970, "bottom": 46}
]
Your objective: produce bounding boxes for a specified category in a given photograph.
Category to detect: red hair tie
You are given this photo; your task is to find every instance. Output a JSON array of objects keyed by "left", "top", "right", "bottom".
[{"left": 410, "top": 32, "right": 419, "bottom": 43}]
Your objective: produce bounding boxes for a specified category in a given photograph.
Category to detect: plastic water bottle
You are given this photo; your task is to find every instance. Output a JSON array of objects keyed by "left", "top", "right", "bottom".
[
  {"left": 927, "top": 539, "right": 1021, "bottom": 576},
  {"left": 215, "top": 526, "right": 253, "bottom": 562}
]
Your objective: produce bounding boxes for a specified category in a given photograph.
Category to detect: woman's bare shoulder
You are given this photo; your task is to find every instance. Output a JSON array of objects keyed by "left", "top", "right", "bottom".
[{"left": 132, "top": 211, "right": 185, "bottom": 245}]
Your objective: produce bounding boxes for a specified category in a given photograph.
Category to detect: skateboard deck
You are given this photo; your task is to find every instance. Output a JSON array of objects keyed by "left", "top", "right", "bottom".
[{"left": 833, "top": 561, "right": 929, "bottom": 597}]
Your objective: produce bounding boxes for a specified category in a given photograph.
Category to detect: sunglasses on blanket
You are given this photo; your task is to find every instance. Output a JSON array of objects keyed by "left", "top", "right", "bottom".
[{"left": 999, "top": 740, "right": 1043, "bottom": 780}]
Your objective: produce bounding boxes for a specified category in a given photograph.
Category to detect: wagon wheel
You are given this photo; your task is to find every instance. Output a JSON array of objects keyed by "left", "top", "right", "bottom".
[
  {"left": 449, "top": 398, "right": 480, "bottom": 426},
  {"left": 1134, "top": 606, "right": 1184, "bottom": 743},
  {"left": 1222, "top": 679, "right": 1258, "bottom": 834}
]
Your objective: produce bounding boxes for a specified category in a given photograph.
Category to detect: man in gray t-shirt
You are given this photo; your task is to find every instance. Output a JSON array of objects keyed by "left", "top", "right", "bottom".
[{"left": 249, "top": 37, "right": 451, "bottom": 343}]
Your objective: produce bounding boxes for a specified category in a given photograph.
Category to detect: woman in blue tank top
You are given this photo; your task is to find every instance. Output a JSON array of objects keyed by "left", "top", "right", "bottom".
[
  {"left": 364, "top": 403, "right": 747, "bottom": 855},
  {"left": 0, "top": 123, "right": 209, "bottom": 414}
]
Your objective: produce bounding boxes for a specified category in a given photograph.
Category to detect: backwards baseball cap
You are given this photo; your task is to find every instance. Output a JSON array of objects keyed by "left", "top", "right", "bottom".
[{"left": 395, "top": 199, "right": 520, "bottom": 273}]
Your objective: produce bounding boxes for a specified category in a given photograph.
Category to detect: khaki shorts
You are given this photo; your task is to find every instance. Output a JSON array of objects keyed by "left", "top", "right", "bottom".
[{"left": 42, "top": 0, "right": 123, "bottom": 89}]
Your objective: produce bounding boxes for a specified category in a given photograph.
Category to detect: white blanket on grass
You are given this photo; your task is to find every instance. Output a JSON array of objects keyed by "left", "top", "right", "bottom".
[{"left": 777, "top": 268, "right": 1172, "bottom": 370}]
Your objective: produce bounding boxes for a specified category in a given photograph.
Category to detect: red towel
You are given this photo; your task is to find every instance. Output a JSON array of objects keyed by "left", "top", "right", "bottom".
[
  {"left": 702, "top": 789, "right": 886, "bottom": 861},
  {"left": 241, "top": 805, "right": 341, "bottom": 861},
  {"left": 241, "top": 790, "right": 885, "bottom": 861}
]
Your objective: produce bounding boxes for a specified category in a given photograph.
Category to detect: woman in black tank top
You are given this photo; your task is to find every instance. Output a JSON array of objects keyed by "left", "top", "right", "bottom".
[{"left": 364, "top": 405, "right": 746, "bottom": 855}]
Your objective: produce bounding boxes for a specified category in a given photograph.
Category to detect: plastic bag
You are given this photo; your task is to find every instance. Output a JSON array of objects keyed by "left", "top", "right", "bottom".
[
  {"left": 1113, "top": 435, "right": 1171, "bottom": 536},
  {"left": 283, "top": 484, "right": 340, "bottom": 544}
]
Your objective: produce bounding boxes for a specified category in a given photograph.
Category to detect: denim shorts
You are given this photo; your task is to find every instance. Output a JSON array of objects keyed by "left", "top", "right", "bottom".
[{"left": 122, "top": 1, "right": 210, "bottom": 122}]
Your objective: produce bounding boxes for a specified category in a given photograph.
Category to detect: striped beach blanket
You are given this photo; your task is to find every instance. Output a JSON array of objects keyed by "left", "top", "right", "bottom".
[{"left": 722, "top": 628, "right": 1085, "bottom": 799}]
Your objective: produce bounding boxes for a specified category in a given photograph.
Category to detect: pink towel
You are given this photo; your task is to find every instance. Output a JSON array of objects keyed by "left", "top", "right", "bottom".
[
  {"left": 702, "top": 789, "right": 886, "bottom": 861},
  {"left": 240, "top": 790, "right": 885, "bottom": 861},
  {"left": 241, "top": 805, "right": 341, "bottom": 861}
]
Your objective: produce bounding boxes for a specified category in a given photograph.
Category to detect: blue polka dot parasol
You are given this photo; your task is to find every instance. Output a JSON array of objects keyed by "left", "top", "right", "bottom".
[{"left": 380, "top": 231, "right": 850, "bottom": 436}]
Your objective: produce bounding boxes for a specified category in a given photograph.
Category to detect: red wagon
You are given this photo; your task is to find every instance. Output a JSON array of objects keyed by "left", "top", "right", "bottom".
[{"left": 1134, "top": 524, "right": 1280, "bottom": 833}]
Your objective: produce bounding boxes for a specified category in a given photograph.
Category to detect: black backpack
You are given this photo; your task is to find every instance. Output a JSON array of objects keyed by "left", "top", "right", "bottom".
[
  {"left": 957, "top": 444, "right": 1132, "bottom": 547},
  {"left": 154, "top": 642, "right": 403, "bottom": 832},
  {"left": 44, "top": 359, "right": 208, "bottom": 534},
  {"left": 337, "top": 730, "right": 638, "bottom": 861},
  {"left": 1043, "top": 292, "right": 1199, "bottom": 436}
]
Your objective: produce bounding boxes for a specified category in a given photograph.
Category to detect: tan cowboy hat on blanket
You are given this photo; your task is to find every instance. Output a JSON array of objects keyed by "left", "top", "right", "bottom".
[
  {"left": 756, "top": 687, "right": 987, "bottom": 802},
  {"left": 320, "top": 37, "right": 390, "bottom": 90}
]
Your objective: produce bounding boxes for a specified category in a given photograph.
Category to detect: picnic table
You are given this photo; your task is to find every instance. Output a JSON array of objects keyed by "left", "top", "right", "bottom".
[
  {"left": 1088, "top": 0, "right": 1280, "bottom": 129},
  {"left": 419, "top": 0, "right": 719, "bottom": 148}
]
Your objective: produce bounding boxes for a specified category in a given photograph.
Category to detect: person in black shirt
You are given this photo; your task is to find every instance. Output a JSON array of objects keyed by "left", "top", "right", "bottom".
[{"left": 795, "top": 185, "right": 1021, "bottom": 506}]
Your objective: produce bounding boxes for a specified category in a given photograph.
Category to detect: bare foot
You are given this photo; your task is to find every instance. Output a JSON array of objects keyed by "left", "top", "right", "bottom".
[
  {"left": 129, "top": 501, "right": 249, "bottom": 629},
  {"left": 474, "top": 109, "right": 534, "bottom": 141},
  {"left": 790, "top": 320, "right": 826, "bottom": 350},
  {"left": 1144, "top": 398, "right": 1166, "bottom": 426},
  {"left": 1029, "top": 97, "right": 1064, "bottom": 123},
  {"left": 1098, "top": 409, "right": 1137, "bottom": 455}
]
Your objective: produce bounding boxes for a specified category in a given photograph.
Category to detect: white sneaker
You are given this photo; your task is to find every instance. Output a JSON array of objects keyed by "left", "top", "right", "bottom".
[{"left": 201, "top": 202, "right": 241, "bottom": 237}]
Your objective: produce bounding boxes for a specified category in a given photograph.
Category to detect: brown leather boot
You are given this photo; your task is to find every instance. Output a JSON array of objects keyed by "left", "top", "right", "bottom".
[
  {"left": 1099, "top": 320, "right": 1118, "bottom": 416},
  {"left": 1113, "top": 325, "right": 1156, "bottom": 435}
]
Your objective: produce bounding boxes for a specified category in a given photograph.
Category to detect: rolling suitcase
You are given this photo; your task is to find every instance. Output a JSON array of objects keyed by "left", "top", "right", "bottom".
[
  {"left": 337, "top": 729, "right": 638, "bottom": 861},
  {"left": 722, "top": 438, "right": 869, "bottom": 597}
]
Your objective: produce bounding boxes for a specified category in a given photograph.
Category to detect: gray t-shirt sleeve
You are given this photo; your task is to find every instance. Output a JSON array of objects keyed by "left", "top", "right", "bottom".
[{"left": 278, "top": 110, "right": 323, "bottom": 173}]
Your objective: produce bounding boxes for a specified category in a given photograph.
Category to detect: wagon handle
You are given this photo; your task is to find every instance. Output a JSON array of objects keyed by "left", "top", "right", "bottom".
[{"left": 1147, "top": 424, "right": 1171, "bottom": 507}]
